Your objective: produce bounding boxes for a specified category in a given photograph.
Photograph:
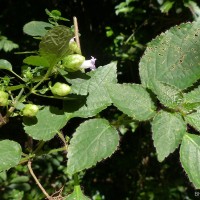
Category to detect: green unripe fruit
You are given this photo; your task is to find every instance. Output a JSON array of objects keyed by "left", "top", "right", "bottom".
[
  {"left": 0, "top": 91, "right": 9, "bottom": 107},
  {"left": 62, "top": 54, "right": 85, "bottom": 72},
  {"left": 51, "top": 82, "right": 71, "bottom": 97},
  {"left": 22, "top": 104, "right": 39, "bottom": 117}
]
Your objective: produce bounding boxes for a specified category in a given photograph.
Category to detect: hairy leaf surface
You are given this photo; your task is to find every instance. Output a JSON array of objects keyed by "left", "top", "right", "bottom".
[
  {"left": 152, "top": 111, "right": 186, "bottom": 161},
  {"left": 139, "top": 21, "right": 200, "bottom": 90},
  {"left": 0, "top": 140, "right": 22, "bottom": 171},
  {"left": 180, "top": 133, "right": 200, "bottom": 189},
  {"left": 67, "top": 119, "right": 119, "bottom": 176},
  {"left": 23, "top": 106, "right": 70, "bottom": 141},
  {"left": 39, "top": 25, "right": 73, "bottom": 66},
  {"left": 107, "top": 83, "right": 156, "bottom": 121}
]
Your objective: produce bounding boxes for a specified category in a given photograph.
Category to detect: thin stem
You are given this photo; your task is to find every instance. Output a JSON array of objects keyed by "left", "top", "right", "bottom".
[
  {"left": 57, "top": 131, "right": 68, "bottom": 153},
  {"left": 73, "top": 173, "right": 79, "bottom": 186},
  {"left": 73, "top": 16, "right": 81, "bottom": 53},
  {"left": 28, "top": 161, "right": 52, "bottom": 200}
]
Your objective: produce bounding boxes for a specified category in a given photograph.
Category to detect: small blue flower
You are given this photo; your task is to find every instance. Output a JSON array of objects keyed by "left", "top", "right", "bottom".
[{"left": 80, "top": 56, "right": 96, "bottom": 70}]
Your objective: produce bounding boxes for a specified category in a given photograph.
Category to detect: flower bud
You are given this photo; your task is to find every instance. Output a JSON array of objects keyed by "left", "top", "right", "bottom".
[
  {"left": 51, "top": 82, "right": 71, "bottom": 96},
  {"left": 0, "top": 91, "right": 9, "bottom": 107},
  {"left": 22, "top": 104, "right": 39, "bottom": 117},
  {"left": 62, "top": 54, "right": 85, "bottom": 72}
]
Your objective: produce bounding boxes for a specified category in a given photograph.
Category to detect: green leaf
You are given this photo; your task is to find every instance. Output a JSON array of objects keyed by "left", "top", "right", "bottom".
[
  {"left": 160, "top": 1, "right": 174, "bottom": 13},
  {"left": 23, "top": 106, "right": 71, "bottom": 141},
  {"left": 185, "top": 110, "right": 200, "bottom": 132},
  {"left": 66, "top": 185, "right": 90, "bottom": 200},
  {"left": 64, "top": 62, "right": 117, "bottom": 118},
  {"left": 0, "top": 59, "right": 12, "bottom": 71},
  {"left": 39, "top": 25, "right": 73, "bottom": 66},
  {"left": 107, "top": 83, "right": 156, "bottom": 121},
  {"left": 23, "top": 56, "right": 50, "bottom": 67},
  {"left": 180, "top": 133, "right": 200, "bottom": 189},
  {"left": 139, "top": 21, "right": 200, "bottom": 91},
  {"left": 67, "top": 118, "right": 119, "bottom": 176},
  {"left": 152, "top": 111, "right": 186, "bottom": 162},
  {"left": 23, "top": 21, "right": 53, "bottom": 37},
  {"left": 0, "top": 140, "right": 22, "bottom": 171},
  {"left": 152, "top": 81, "right": 183, "bottom": 109}
]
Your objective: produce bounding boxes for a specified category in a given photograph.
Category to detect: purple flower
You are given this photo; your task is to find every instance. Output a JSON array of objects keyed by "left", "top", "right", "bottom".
[{"left": 80, "top": 56, "right": 96, "bottom": 70}]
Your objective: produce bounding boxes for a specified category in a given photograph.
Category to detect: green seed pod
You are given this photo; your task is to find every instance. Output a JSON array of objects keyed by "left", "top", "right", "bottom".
[
  {"left": 51, "top": 82, "right": 71, "bottom": 96},
  {"left": 0, "top": 91, "right": 9, "bottom": 107},
  {"left": 22, "top": 104, "right": 39, "bottom": 117},
  {"left": 62, "top": 54, "right": 85, "bottom": 72}
]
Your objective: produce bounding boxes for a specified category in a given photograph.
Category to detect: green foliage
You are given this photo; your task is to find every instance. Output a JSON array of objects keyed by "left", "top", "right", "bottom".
[
  {"left": 180, "top": 133, "right": 200, "bottom": 188},
  {"left": 2, "top": 5, "right": 200, "bottom": 199},
  {"left": 67, "top": 119, "right": 119, "bottom": 176},
  {"left": 23, "top": 106, "right": 70, "bottom": 141},
  {"left": 107, "top": 83, "right": 156, "bottom": 121},
  {"left": 0, "top": 140, "right": 22, "bottom": 171},
  {"left": 0, "top": 35, "right": 18, "bottom": 52},
  {"left": 151, "top": 111, "right": 186, "bottom": 162}
]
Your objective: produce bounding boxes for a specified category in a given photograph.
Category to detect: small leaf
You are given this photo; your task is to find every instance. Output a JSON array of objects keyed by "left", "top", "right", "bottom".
[
  {"left": 64, "top": 62, "right": 117, "bottom": 118},
  {"left": 66, "top": 185, "right": 91, "bottom": 200},
  {"left": 107, "top": 83, "right": 156, "bottom": 121},
  {"left": 185, "top": 110, "right": 200, "bottom": 132},
  {"left": 39, "top": 25, "right": 73, "bottom": 66},
  {"left": 152, "top": 111, "right": 186, "bottom": 162},
  {"left": 160, "top": 1, "right": 174, "bottom": 13},
  {"left": 67, "top": 119, "right": 119, "bottom": 176},
  {"left": 152, "top": 81, "right": 183, "bottom": 109},
  {"left": 23, "top": 21, "right": 53, "bottom": 37},
  {"left": 0, "top": 140, "right": 22, "bottom": 171},
  {"left": 180, "top": 133, "right": 200, "bottom": 189},
  {"left": 23, "top": 106, "right": 71, "bottom": 141},
  {"left": 23, "top": 56, "right": 50, "bottom": 67},
  {"left": 0, "top": 59, "right": 12, "bottom": 71}
]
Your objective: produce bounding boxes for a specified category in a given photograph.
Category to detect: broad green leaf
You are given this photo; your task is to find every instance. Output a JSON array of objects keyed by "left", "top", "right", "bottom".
[
  {"left": 152, "top": 111, "right": 186, "bottom": 162},
  {"left": 39, "top": 25, "right": 73, "bottom": 66},
  {"left": 23, "top": 21, "right": 53, "bottom": 37},
  {"left": 139, "top": 21, "right": 200, "bottom": 90},
  {"left": 0, "top": 140, "right": 22, "bottom": 171},
  {"left": 180, "top": 133, "right": 200, "bottom": 189},
  {"left": 107, "top": 83, "right": 156, "bottom": 121},
  {"left": 64, "top": 62, "right": 117, "bottom": 118},
  {"left": 0, "top": 59, "right": 12, "bottom": 71},
  {"left": 23, "top": 106, "right": 71, "bottom": 141},
  {"left": 67, "top": 119, "right": 119, "bottom": 176},
  {"left": 152, "top": 81, "right": 183, "bottom": 109},
  {"left": 23, "top": 56, "right": 50, "bottom": 67},
  {"left": 185, "top": 111, "right": 200, "bottom": 132},
  {"left": 66, "top": 185, "right": 90, "bottom": 200}
]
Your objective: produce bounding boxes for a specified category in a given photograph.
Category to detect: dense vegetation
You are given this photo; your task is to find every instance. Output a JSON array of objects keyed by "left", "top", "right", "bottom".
[{"left": 1, "top": 0, "right": 200, "bottom": 199}]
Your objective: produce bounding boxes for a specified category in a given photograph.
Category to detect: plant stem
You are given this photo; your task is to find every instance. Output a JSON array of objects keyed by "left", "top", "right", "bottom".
[
  {"left": 73, "top": 16, "right": 81, "bottom": 53},
  {"left": 28, "top": 161, "right": 52, "bottom": 200},
  {"left": 73, "top": 173, "right": 79, "bottom": 186}
]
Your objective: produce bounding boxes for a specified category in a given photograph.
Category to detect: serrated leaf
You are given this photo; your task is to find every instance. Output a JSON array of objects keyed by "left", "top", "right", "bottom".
[
  {"left": 39, "top": 25, "right": 73, "bottom": 66},
  {"left": 152, "top": 111, "right": 186, "bottom": 162},
  {"left": 23, "top": 21, "right": 53, "bottom": 37},
  {"left": 0, "top": 59, "right": 12, "bottom": 71},
  {"left": 67, "top": 119, "right": 119, "bottom": 176},
  {"left": 152, "top": 81, "right": 183, "bottom": 109},
  {"left": 139, "top": 21, "right": 200, "bottom": 90},
  {"left": 0, "top": 140, "right": 22, "bottom": 171},
  {"left": 23, "top": 56, "right": 50, "bottom": 67},
  {"left": 185, "top": 110, "right": 200, "bottom": 132},
  {"left": 64, "top": 62, "right": 117, "bottom": 118},
  {"left": 23, "top": 106, "right": 70, "bottom": 141},
  {"left": 66, "top": 185, "right": 90, "bottom": 200},
  {"left": 107, "top": 83, "right": 156, "bottom": 121},
  {"left": 180, "top": 133, "right": 200, "bottom": 189}
]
